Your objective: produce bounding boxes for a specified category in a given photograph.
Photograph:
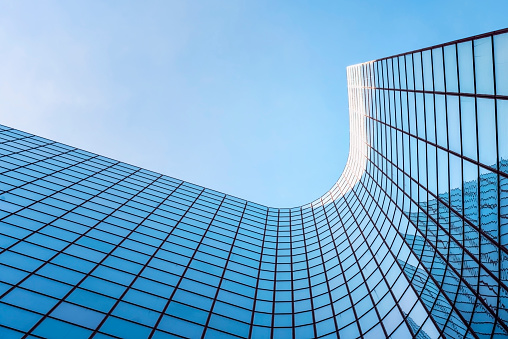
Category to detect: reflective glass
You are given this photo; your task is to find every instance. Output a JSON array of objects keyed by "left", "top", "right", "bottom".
[{"left": 1, "top": 29, "right": 507, "bottom": 339}]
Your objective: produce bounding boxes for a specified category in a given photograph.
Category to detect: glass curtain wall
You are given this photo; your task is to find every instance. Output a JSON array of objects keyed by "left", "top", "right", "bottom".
[{"left": 0, "top": 29, "right": 507, "bottom": 338}]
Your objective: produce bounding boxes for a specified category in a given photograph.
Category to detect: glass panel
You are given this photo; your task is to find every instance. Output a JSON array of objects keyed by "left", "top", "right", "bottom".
[
  {"left": 435, "top": 94, "right": 447, "bottom": 148},
  {"left": 444, "top": 45, "right": 458, "bottom": 93},
  {"left": 474, "top": 37, "right": 494, "bottom": 95},
  {"left": 413, "top": 52, "right": 424, "bottom": 91},
  {"left": 457, "top": 41, "right": 475, "bottom": 93},
  {"left": 406, "top": 54, "right": 414, "bottom": 90},
  {"left": 477, "top": 98, "right": 497, "bottom": 169},
  {"left": 447, "top": 96, "right": 461, "bottom": 154},
  {"left": 460, "top": 96, "right": 477, "bottom": 161},
  {"left": 494, "top": 32, "right": 508, "bottom": 95},
  {"left": 0, "top": 29, "right": 507, "bottom": 339},
  {"left": 422, "top": 50, "right": 434, "bottom": 91},
  {"left": 433, "top": 47, "right": 445, "bottom": 92}
]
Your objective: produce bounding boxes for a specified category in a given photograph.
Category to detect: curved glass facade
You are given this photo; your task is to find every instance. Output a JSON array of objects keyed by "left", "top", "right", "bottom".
[{"left": 0, "top": 29, "right": 507, "bottom": 338}]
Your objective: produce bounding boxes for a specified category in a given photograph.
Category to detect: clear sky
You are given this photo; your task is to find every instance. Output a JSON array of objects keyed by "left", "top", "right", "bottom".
[{"left": 1, "top": 1, "right": 507, "bottom": 207}]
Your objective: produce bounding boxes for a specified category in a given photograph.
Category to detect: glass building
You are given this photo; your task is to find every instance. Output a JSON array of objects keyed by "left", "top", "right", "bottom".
[{"left": 0, "top": 28, "right": 507, "bottom": 338}]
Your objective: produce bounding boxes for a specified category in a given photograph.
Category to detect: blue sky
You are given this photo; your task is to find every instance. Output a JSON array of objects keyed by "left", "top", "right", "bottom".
[{"left": 1, "top": 1, "right": 507, "bottom": 207}]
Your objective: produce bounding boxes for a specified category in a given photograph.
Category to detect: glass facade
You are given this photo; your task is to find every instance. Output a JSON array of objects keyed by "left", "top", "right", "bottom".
[{"left": 0, "top": 29, "right": 507, "bottom": 338}]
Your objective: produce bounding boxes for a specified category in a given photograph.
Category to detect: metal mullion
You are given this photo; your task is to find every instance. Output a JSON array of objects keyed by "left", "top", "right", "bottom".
[
  {"left": 11, "top": 287, "right": 154, "bottom": 339},
  {"left": 2, "top": 27, "right": 506, "bottom": 339},
  {"left": 367, "top": 136, "right": 442, "bottom": 338},
  {"left": 368, "top": 63, "right": 376, "bottom": 161},
  {"left": 380, "top": 64, "right": 398, "bottom": 237},
  {"left": 299, "top": 207, "right": 317, "bottom": 337},
  {"left": 364, "top": 149, "right": 508, "bottom": 334},
  {"left": 0, "top": 154, "right": 114, "bottom": 258},
  {"left": 381, "top": 63, "right": 390, "bottom": 170},
  {"left": 469, "top": 37, "right": 484, "bottom": 334},
  {"left": 0, "top": 323, "right": 44, "bottom": 339},
  {"left": 363, "top": 86, "right": 508, "bottom": 101},
  {"left": 376, "top": 72, "right": 398, "bottom": 244},
  {"left": 382, "top": 62, "right": 391, "bottom": 181},
  {"left": 391, "top": 57, "right": 400, "bottom": 191},
  {"left": 370, "top": 143, "right": 508, "bottom": 294},
  {"left": 369, "top": 162, "right": 399, "bottom": 247},
  {"left": 374, "top": 28, "right": 508, "bottom": 63},
  {"left": 369, "top": 63, "right": 376, "bottom": 162},
  {"left": 417, "top": 50, "right": 436, "bottom": 338},
  {"left": 390, "top": 57, "right": 405, "bottom": 207},
  {"left": 338, "top": 178, "right": 439, "bottom": 337},
  {"left": 419, "top": 45, "right": 450, "bottom": 339},
  {"left": 0, "top": 146, "right": 89, "bottom": 198},
  {"left": 369, "top": 65, "right": 377, "bottom": 153},
  {"left": 376, "top": 62, "right": 382, "bottom": 158},
  {"left": 420, "top": 51, "right": 432, "bottom": 273},
  {"left": 4, "top": 228, "right": 158, "bottom": 283},
  {"left": 331, "top": 187, "right": 389, "bottom": 337},
  {"left": 3, "top": 219, "right": 190, "bottom": 308},
  {"left": 289, "top": 209, "right": 295, "bottom": 339},
  {"left": 411, "top": 51, "right": 423, "bottom": 224},
  {"left": 247, "top": 207, "right": 269, "bottom": 339},
  {"left": 270, "top": 210, "right": 279, "bottom": 336},
  {"left": 439, "top": 43, "right": 460, "bottom": 336},
  {"left": 321, "top": 198, "right": 362, "bottom": 336},
  {"left": 355, "top": 165, "right": 477, "bottom": 338},
  {"left": 372, "top": 86, "right": 378, "bottom": 160},
  {"left": 0, "top": 300, "right": 118, "bottom": 339},
  {"left": 367, "top": 113, "right": 508, "bottom": 256},
  {"left": 97, "top": 188, "right": 218, "bottom": 338},
  {"left": 491, "top": 33, "right": 503, "bottom": 339},
  {"left": 200, "top": 200, "right": 248, "bottom": 338},
  {"left": 366, "top": 112, "right": 508, "bottom": 179},
  {"left": 365, "top": 158, "right": 394, "bottom": 238},
  {"left": 21, "top": 169, "right": 162, "bottom": 338},
  {"left": 0, "top": 128, "right": 36, "bottom": 145},
  {"left": 404, "top": 54, "right": 416, "bottom": 220},
  {"left": 454, "top": 41, "right": 473, "bottom": 339},
  {"left": 363, "top": 159, "right": 479, "bottom": 336},
  {"left": 309, "top": 203, "right": 340, "bottom": 336},
  {"left": 0, "top": 134, "right": 53, "bottom": 150},
  {"left": 0, "top": 140, "right": 60, "bottom": 170}
]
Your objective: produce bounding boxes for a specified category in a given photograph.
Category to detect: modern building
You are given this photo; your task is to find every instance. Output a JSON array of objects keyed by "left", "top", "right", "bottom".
[{"left": 0, "top": 28, "right": 507, "bottom": 338}]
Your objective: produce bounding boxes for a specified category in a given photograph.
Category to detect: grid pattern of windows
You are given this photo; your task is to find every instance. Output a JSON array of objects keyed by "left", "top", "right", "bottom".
[
  {"left": 344, "top": 27, "right": 508, "bottom": 338},
  {"left": 0, "top": 29, "right": 507, "bottom": 338}
]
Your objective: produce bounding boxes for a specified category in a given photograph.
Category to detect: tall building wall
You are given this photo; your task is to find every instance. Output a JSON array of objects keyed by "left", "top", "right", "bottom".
[{"left": 0, "top": 29, "right": 507, "bottom": 338}]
